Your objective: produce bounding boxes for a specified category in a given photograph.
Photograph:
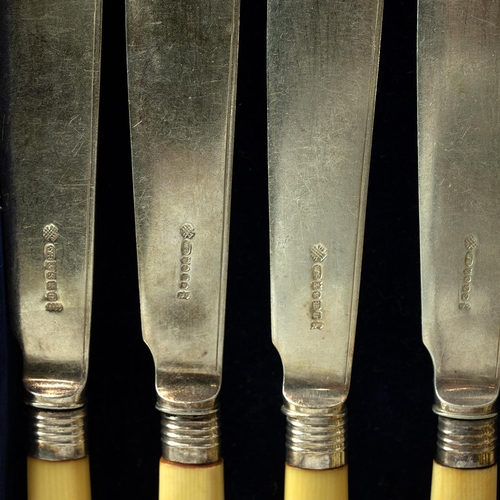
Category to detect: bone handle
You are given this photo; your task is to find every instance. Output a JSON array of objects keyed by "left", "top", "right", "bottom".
[
  {"left": 284, "top": 463, "right": 348, "bottom": 500},
  {"left": 27, "top": 456, "right": 91, "bottom": 500},
  {"left": 159, "top": 459, "right": 224, "bottom": 500}
]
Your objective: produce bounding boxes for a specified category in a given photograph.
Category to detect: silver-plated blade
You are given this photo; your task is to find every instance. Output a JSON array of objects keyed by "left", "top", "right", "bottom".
[
  {"left": 0, "top": 0, "right": 101, "bottom": 459},
  {"left": 267, "top": 0, "right": 383, "bottom": 469},
  {"left": 126, "top": 0, "right": 239, "bottom": 464},
  {"left": 418, "top": 0, "right": 500, "bottom": 469}
]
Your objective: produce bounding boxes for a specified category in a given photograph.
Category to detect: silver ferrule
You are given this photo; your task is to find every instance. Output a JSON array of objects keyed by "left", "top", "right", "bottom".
[
  {"left": 435, "top": 414, "right": 497, "bottom": 468},
  {"left": 158, "top": 405, "right": 220, "bottom": 465},
  {"left": 28, "top": 406, "right": 87, "bottom": 461},
  {"left": 283, "top": 401, "right": 347, "bottom": 469}
]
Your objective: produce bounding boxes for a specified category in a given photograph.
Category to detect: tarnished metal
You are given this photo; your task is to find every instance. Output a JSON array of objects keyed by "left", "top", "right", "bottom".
[
  {"left": 417, "top": 0, "right": 500, "bottom": 469},
  {"left": 28, "top": 407, "right": 87, "bottom": 461},
  {"left": 159, "top": 407, "right": 220, "bottom": 465},
  {"left": 0, "top": 0, "right": 102, "bottom": 460},
  {"left": 126, "top": 0, "right": 240, "bottom": 464},
  {"left": 267, "top": 0, "right": 383, "bottom": 469},
  {"left": 283, "top": 402, "right": 347, "bottom": 470},
  {"left": 435, "top": 415, "right": 496, "bottom": 469}
]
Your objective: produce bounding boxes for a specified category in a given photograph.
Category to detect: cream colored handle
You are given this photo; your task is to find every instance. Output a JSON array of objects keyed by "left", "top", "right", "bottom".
[
  {"left": 284, "top": 463, "right": 348, "bottom": 500},
  {"left": 430, "top": 461, "right": 497, "bottom": 500},
  {"left": 27, "top": 456, "right": 91, "bottom": 500},
  {"left": 159, "top": 458, "right": 224, "bottom": 500}
]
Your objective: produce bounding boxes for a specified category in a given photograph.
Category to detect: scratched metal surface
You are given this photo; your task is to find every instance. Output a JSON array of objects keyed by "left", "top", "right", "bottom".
[
  {"left": 126, "top": 0, "right": 240, "bottom": 409},
  {"left": 0, "top": 0, "right": 102, "bottom": 409},
  {"left": 2, "top": 1, "right": 474, "bottom": 498},
  {"left": 267, "top": 0, "right": 383, "bottom": 408},
  {"left": 418, "top": 0, "right": 500, "bottom": 416}
]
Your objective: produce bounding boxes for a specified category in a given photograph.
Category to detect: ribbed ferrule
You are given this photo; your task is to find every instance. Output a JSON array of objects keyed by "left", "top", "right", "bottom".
[
  {"left": 28, "top": 406, "right": 87, "bottom": 461},
  {"left": 283, "top": 402, "right": 347, "bottom": 469},
  {"left": 436, "top": 415, "right": 497, "bottom": 468},
  {"left": 159, "top": 407, "right": 220, "bottom": 465}
]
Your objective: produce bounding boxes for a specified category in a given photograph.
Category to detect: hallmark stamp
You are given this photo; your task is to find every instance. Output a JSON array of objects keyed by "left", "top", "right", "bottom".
[
  {"left": 177, "top": 223, "right": 195, "bottom": 300},
  {"left": 42, "top": 223, "right": 59, "bottom": 243},
  {"left": 310, "top": 244, "right": 327, "bottom": 329},
  {"left": 43, "top": 224, "right": 63, "bottom": 312},
  {"left": 459, "top": 235, "right": 478, "bottom": 311},
  {"left": 180, "top": 223, "right": 196, "bottom": 240},
  {"left": 311, "top": 243, "right": 327, "bottom": 263}
]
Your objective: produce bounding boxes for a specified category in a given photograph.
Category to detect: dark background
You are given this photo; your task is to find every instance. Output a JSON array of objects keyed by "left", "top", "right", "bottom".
[{"left": 4, "top": 1, "right": 443, "bottom": 499}]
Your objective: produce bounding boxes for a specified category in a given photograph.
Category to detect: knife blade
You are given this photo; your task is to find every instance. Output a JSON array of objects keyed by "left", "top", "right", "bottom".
[
  {"left": 0, "top": 1, "right": 102, "bottom": 499},
  {"left": 417, "top": 1, "right": 500, "bottom": 498},
  {"left": 267, "top": 1, "right": 383, "bottom": 498},
  {"left": 126, "top": 1, "right": 239, "bottom": 498}
]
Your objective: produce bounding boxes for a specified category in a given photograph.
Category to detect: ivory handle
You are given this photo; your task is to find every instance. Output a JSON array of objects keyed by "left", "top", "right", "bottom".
[
  {"left": 284, "top": 463, "right": 348, "bottom": 500},
  {"left": 159, "top": 458, "right": 224, "bottom": 500},
  {"left": 27, "top": 456, "right": 91, "bottom": 500},
  {"left": 430, "top": 461, "right": 497, "bottom": 500}
]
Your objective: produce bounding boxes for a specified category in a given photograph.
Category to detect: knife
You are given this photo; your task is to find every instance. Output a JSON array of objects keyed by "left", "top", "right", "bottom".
[
  {"left": 417, "top": 1, "right": 500, "bottom": 499},
  {"left": 0, "top": 1, "right": 102, "bottom": 499},
  {"left": 267, "top": 1, "right": 383, "bottom": 498},
  {"left": 126, "top": 1, "right": 239, "bottom": 498}
]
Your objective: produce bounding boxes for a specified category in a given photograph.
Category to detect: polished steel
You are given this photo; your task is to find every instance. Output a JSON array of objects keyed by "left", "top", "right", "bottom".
[
  {"left": 267, "top": 0, "right": 383, "bottom": 469},
  {"left": 0, "top": 0, "right": 102, "bottom": 459},
  {"left": 417, "top": 0, "right": 500, "bottom": 468},
  {"left": 126, "top": 0, "right": 240, "bottom": 464}
]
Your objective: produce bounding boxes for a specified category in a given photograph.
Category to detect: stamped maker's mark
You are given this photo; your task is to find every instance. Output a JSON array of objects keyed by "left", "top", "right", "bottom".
[
  {"left": 459, "top": 235, "right": 478, "bottom": 311},
  {"left": 177, "top": 223, "right": 195, "bottom": 300},
  {"left": 310, "top": 243, "right": 327, "bottom": 330},
  {"left": 43, "top": 224, "right": 63, "bottom": 312}
]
